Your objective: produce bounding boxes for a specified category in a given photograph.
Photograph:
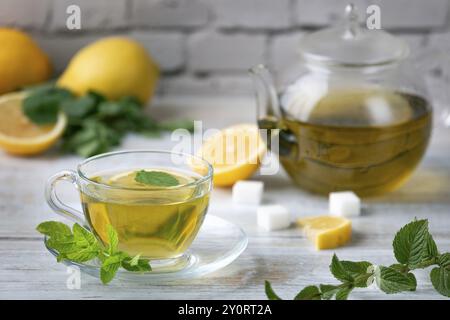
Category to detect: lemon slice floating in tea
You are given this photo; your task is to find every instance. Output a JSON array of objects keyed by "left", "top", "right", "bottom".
[
  {"left": 198, "top": 124, "right": 266, "bottom": 187},
  {"left": 0, "top": 92, "right": 66, "bottom": 155},
  {"left": 297, "top": 215, "right": 352, "bottom": 250}
]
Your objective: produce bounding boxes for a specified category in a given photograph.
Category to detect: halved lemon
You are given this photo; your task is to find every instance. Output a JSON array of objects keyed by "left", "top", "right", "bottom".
[
  {"left": 198, "top": 124, "right": 266, "bottom": 187},
  {"left": 297, "top": 215, "right": 352, "bottom": 250},
  {"left": 0, "top": 92, "right": 66, "bottom": 155}
]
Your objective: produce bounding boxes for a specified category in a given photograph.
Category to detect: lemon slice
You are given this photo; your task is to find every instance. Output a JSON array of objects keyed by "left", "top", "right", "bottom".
[
  {"left": 0, "top": 92, "right": 66, "bottom": 155},
  {"left": 198, "top": 124, "right": 266, "bottom": 187},
  {"left": 297, "top": 215, "right": 352, "bottom": 250}
]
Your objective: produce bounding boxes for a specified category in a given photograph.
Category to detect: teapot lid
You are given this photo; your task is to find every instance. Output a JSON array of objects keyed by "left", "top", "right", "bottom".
[{"left": 298, "top": 4, "right": 409, "bottom": 66}]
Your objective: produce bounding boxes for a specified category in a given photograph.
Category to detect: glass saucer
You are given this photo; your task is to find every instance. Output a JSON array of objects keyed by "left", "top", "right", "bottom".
[{"left": 44, "top": 215, "right": 248, "bottom": 283}]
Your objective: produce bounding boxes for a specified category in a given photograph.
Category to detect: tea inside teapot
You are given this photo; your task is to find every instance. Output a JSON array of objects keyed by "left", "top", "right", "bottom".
[{"left": 276, "top": 87, "right": 432, "bottom": 196}]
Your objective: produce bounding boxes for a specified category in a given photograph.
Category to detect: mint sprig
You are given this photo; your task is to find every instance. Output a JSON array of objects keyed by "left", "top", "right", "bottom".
[
  {"left": 37, "top": 221, "right": 151, "bottom": 284},
  {"left": 265, "top": 219, "right": 450, "bottom": 299},
  {"left": 23, "top": 85, "right": 194, "bottom": 157}
]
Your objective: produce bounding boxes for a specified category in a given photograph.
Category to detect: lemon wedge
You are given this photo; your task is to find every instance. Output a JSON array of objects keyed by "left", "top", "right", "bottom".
[
  {"left": 0, "top": 92, "right": 66, "bottom": 156},
  {"left": 198, "top": 124, "right": 266, "bottom": 187},
  {"left": 297, "top": 215, "right": 352, "bottom": 250}
]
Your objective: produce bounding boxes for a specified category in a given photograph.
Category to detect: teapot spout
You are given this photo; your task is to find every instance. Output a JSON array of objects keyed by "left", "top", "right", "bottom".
[{"left": 249, "top": 64, "right": 281, "bottom": 120}]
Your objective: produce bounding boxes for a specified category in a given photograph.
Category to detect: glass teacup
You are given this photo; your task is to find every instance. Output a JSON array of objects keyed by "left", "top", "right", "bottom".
[{"left": 45, "top": 150, "right": 213, "bottom": 262}]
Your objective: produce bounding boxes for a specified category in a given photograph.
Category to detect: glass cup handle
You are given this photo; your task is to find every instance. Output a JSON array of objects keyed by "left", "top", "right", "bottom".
[{"left": 45, "top": 170, "right": 86, "bottom": 226}]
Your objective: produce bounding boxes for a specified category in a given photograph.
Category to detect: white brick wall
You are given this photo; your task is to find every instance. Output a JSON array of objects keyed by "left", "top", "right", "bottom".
[
  {"left": 0, "top": 0, "right": 50, "bottom": 29},
  {"left": 370, "top": 0, "right": 450, "bottom": 29},
  {"left": 294, "top": 0, "right": 369, "bottom": 26},
  {"left": 132, "top": 0, "right": 209, "bottom": 28},
  {"left": 188, "top": 32, "right": 266, "bottom": 72},
  {"left": 51, "top": 0, "right": 127, "bottom": 31},
  {"left": 213, "top": 0, "right": 291, "bottom": 29},
  {"left": 270, "top": 32, "right": 304, "bottom": 72},
  {"left": 131, "top": 31, "right": 185, "bottom": 72},
  {"left": 0, "top": 0, "right": 449, "bottom": 96}
]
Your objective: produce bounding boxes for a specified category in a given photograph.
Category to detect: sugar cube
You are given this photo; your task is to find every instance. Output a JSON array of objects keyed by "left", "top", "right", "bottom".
[
  {"left": 329, "top": 191, "right": 361, "bottom": 217},
  {"left": 257, "top": 204, "right": 291, "bottom": 231},
  {"left": 232, "top": 180, "right": 264, "bottom": 205}
]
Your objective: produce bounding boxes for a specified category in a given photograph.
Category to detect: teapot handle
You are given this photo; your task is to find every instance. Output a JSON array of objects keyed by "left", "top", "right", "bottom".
[{"left": 249, "top": 64, "right": 299, "bottom": 159}]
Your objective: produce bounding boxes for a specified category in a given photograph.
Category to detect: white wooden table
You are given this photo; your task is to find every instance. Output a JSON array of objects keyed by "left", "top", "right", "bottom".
[{"left": 0, "top": 96, "right": 449, "bottom": 300}]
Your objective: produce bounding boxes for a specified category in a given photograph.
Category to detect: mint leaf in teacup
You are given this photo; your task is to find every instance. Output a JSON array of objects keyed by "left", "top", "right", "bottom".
[{"left": 134, "top": 170, "right": 180, "bottom": 187}]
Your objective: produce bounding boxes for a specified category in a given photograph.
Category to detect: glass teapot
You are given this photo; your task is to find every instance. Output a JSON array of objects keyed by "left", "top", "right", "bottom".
[{"left": 250, "top": 4, "right": 435, "bottom": 197}]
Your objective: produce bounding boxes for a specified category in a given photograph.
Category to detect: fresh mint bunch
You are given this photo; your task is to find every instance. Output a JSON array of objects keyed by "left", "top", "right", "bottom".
[
  {"left": 265, "top": 219, "right": 450, "bottom": 299},
  {"left": 37, "top": 221, "right": 151, "bottom": 284},
  {"left": 23, "top": 85, "right": 194, "bottom": 157}
]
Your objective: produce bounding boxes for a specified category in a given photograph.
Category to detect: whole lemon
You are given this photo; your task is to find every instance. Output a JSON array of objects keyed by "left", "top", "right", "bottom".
[
  {"left": 0, "top": 28, "right": 52, "bottom": 95},
  {"left": 57, "top": 37, "right": 159, "bottom": 104}
]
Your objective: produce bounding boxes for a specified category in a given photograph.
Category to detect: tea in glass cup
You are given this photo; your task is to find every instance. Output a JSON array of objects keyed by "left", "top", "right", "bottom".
[{"left": 45, "top": 150, "right": 213, "bottom": 260}]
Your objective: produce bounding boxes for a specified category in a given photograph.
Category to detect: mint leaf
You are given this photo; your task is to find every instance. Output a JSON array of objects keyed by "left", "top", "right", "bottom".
[
  {"left": 426, "top": 234, "right": 439, "bottom": 260},
  {"left": 430, "top": 266, "right": 450, "bottom": 297},
  {"left": 121, "top": 254, "right": 152, "bottom": 273},
  {"left": 23, "top": 87, "right": 73, "bottom": 124},
  {"left": 46, "top": 234, "right": 78, "bottom": 254},
  {"left": 340, "top": 260, "right": 373, "bottom": 287},
  {"left": 335, "top": 287, "right": 352, "bottom": 300},
  {"left": 107, "top": 224, "right": 119, "bottom": 255},
  {"left": 264, "top": 281, "right": 282, "bottom": 300},
  {"left": 61, "top": 94, "right": 98, "bottom": 120},
  {"left": 100, "top": 253, "right": 126, "bottom": 284},
  {"left": 72, "top": 224, "right": 97, "bottom": 248},
  {"left": 294, "top": 285, "right": 322, "bottom": 300},
  {"left": 37, "top": 221, "right": 72, "bottom": 238},
  {"left": 319, "top": 284, "right": 340, "bottom": 300},
  {"left": 158, "top": 119, "right": 195, "bottom": 132},
  {"left": 264, "top": 219, "right": 448, "bottom": 300},
  {"left": 37, "top": 220, "right": 152, "bottom": 284},
  {"left": 135, "top": 170, "right": 179, "bottom": 187},
  {"left": 438, "top": 253, "right": 450, "bottom": 269},
  {"left": 375, "top": 266, "right": 417, "bottom": 294},
  {"left": 330, "top": 254, "right": 353, "bottom": 283},
  {"left": 392, "top": 219, "right": 430, "bottom": 269}
]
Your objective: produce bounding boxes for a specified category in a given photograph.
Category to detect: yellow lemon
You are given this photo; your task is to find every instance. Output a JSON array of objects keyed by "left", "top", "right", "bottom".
[
  {"left": 198, "top": 124, "right": 266, "bottom": 187},
  {"left": 297, "top": 215, "right": 352, "bottom": 250},
  {"left": 57, "top": 37, "right": 159, "bottom": 104},
  {"left": 0, "top": 28, "right": 52, "bottom": 95},
  {"left": 0, "top": 92, "right": 66, "bottom": 156}
]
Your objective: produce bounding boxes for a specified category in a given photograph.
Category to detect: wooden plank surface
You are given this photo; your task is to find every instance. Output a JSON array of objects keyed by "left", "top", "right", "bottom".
[{"left": 0, "top": 96, "right": 449, "bottom": 300}]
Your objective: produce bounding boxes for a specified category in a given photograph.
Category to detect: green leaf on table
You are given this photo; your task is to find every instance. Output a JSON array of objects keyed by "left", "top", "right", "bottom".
[
  {"left": 330, "top": 254, "right": 354, "bottom": 283},
  {"left": 426, "top": 234, "right": 439, "bottom": 259},
  {"left": 438, "top": 253, "right": 450, "bottom": 269},
  {"left": 135, "top": 170, "right": 180, "bottom": 187},
  {"left": 392, "top": 219, "right": 430, "bottom": 269},
  {"left": 340, "top": 260, "right": 373, "bottom": 287},
  {"left": 158, "top": 119, "right": 195, "bottom": 132},
  {"left": 430, "top": 266, "right": 450, "bottom": 297},
  {"left": 375, "top": 265, "right": 417, "bottom": 294},
  {"left": 294, "top": 285, "right": 322, "bottom": 300},
  {"left": 23, "top": 87, "right": 73, "bottom": 124},
  {"left": 264, "top": 281, "right": 282, "bottom": 300},
  {"left": 61, "top": 94, "right": 98, "bottom": 120},
  {"left": 335, "top": 287, "right": 352, "bottom": 300},
  {"left": 319, "top": 284, "right": 340, "bottom": 300},
  {"left": 36, "top": 221, "right": 72, "bottom": 237}
]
